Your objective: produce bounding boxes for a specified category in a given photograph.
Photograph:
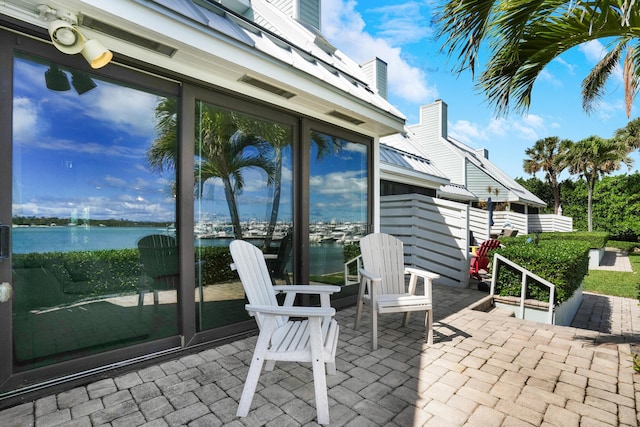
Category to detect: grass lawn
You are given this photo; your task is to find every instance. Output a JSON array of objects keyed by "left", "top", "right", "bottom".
[{"left": 582, "top": 250, "right": 640, "bottom": 299}]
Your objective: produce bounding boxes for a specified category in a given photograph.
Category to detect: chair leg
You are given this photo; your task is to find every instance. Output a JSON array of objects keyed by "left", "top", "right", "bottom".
[
  {"left": 402, "top": 312, "right": 411, "bottom": 327},
  {"left": 425, "top": 309, "right": 433, "bottom": 345},
  {"left": 371, "top": 307, "right": 378, "bottom": 350},
  {"left": 237, "top": 319, "right": 274, "bottom": 418},
  {"left": 309, "top": 317, "right": 330, "bottom": 425},
  {"left": 354, "top": 299, "right": 364, "bottom": 330},
  {"left": 354, "top": 279, "right": 367, "bottom": 330}
]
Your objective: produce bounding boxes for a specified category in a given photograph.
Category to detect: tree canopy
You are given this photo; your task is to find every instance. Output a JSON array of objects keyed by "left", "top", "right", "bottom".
[{"left": 436, "top": 0, "right": 640, "bottom": 117}]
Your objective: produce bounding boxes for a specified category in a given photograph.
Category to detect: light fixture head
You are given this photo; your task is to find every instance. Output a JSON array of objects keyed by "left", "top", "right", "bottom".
[
  {"left": 48, "top": 19, "right": 84, "bottom": 54},
  {"left": 81, "top": 39, "right": 113, "bottom": 69},
  {"left": 45, "top": 66, "right": 71, "bottom": 91},
  {"left": 70, "top": 71, "right": 97, "bottom": 94}
]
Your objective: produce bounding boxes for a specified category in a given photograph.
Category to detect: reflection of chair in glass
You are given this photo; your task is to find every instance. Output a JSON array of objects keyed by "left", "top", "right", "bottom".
[
  {"left": 229, "top": 239, "right": 340, "bottom": 425},
  {"left": 264, "top": 231, "right": 293, "bottom": 285},
  {"left": 137, "top": 234, "right": 179, "bottom": 309},
  {"left": 356, "top": 233, "right": 439, "bottom": 350}
]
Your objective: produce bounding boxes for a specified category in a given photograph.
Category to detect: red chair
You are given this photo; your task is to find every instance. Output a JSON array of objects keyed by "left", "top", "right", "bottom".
[{"left": 469, "top": 239, "right": 501, "bottom": 280}]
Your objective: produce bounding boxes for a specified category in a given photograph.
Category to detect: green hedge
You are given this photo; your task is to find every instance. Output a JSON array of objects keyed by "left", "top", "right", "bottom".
[
  {"left": 13, "top": 249, "right": 141, "bottom": 296},
  {"left": 494, "top": 239, "right": 590, "bottom": 304},
  {"left": 197, "top": 246, "right": 237, "bottom": 285},
  {"left": 536, "top": 231, "right": 609, "bottom": 249},
  {"left": 13, "top": 246, "right": 238, "bottom": 298}
]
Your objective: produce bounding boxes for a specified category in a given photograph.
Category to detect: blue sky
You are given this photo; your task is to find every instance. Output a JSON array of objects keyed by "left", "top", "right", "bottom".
[{"left": 321, "top": 0, "right": 640, "bottom": 180}]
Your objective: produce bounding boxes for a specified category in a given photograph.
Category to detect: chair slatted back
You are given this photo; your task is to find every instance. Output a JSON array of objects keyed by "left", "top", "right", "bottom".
[
  {"left": 359, "top": 233, "right": 406, "bottom": 295},
  {"left": 138, "top": 234, "right": 179, "bottom": 289},
  {"left": 230, "top": 240, "right": 287, "bottom": 329},
  {"left": 476, "top": 239, "right": 501, "bottom": 258}
]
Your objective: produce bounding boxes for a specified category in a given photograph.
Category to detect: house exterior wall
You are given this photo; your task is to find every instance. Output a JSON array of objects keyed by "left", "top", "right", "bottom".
[
  {"left": 0, "top": 0, "right": 403, "bottom": 405},
  {"left": 465, "top": 160, "right": 508, "bottom": 202},
  {"left": 408, "top": 102, "right": 464, "bottom": 184}
]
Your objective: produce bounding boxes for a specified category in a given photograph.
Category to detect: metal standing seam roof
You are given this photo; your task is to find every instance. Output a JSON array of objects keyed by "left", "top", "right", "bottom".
[
  {"left": 380, "top": 131, "right": 450, "bottom": 182},
  {"left": 149, "top": 0, "right": 404, "bottom": 120},
  {"left": 438, "top": 183, "right": 477, "bottom": 201}
]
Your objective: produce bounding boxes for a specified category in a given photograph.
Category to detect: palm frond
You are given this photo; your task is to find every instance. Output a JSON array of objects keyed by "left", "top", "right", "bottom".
[{"left": 582, "top": 40, "right": 625, "bottom": 114}]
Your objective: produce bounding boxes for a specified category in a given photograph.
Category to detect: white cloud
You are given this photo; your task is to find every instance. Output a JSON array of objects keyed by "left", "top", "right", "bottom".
[
  {"left": 553, "top": 57, "right": 576, "bottom": 75},
  {"left": 579, "top": 40, "right": 607, "bottom": 63},
  {"left": 322, "top": 0, "right": 438, "bottom": 104},
  {"left": 13, "top": 97, "right": 42, "bottom": 142},
  {"left": 449, "top": 114, "right": 546, "bottom": 146},
  {"left": 366, "top": 2, "right": 433, "bottom": 46},
  {"left": 449, "top": 120, "right": 486, "bottom": 144},
  {"left": 83, "top": 85, "right": 160, "bottom": 136}
]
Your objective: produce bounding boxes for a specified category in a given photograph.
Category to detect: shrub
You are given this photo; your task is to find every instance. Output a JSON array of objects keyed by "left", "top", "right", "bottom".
[
  {"left": 494, "top": 239, "right": 590, "bottom": 304},
  {"left": 536, "top": 231, "right": 608, "bottom": 249},
  {"left": 343, "top": 243, "right": 360, "bottom": 275},
  {"left": 197, "top": 246, "right": 236, "bottom": 286}
]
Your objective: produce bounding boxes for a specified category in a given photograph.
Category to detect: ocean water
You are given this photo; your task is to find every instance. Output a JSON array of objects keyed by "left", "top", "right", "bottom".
[{"left": 12, "top": 226, "right": 345, "bottom": 274}]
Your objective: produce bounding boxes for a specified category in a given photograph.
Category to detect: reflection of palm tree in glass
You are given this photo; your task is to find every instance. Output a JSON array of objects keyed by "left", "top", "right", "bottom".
[
  {"left": 196, "top": 108, "right": 275, "bottom": 239},
  {"left": 148, "top": 100, "right": 275, "bottom": 239},
  {"left": 148, "top": 98, "right": 178, "bottom": 176},
  {"left": 262, "top": 130, "right": 342, "bottom": 248}
]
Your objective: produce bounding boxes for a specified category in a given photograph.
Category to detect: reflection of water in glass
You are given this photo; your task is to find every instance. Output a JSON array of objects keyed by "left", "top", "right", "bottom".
[{"left": 13, "top": 227, "right": 346, "bottom": 275}]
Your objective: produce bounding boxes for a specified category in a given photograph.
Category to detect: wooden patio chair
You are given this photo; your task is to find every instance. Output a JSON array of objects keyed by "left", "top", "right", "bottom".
[
  {"left": 355, "top": 233, "right": 440, "bottom": 350},
  {"left": 469, "top": 238, "right": 501, "bottom": 280},
  {"left": 229, "top": 239, "right": 340, "bottom": 425}
]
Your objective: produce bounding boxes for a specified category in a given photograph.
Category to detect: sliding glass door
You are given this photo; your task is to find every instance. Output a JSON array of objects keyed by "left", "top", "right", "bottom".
[{"left": 10, "top": 53, "right": 180, "bottom": 370}]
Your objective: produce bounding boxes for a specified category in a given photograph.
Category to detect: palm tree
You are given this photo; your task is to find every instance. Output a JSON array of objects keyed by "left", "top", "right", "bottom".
[
  {"left": 436, "top": 1, "right": 640, "bottom": 117},
  {"left": 523, "top": 137, "right": 571, "bottom": 214},
  {"left": 614, "top": 116, "right": 640, "bottom": 151},
  {"left": 196, "top": 107, "right": 275, "bottom": 240},
  {"left": 564, "top": 136, "right": 633, "bottom": 231}
]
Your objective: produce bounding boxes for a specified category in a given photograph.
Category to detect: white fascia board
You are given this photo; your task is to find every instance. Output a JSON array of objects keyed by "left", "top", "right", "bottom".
[
  {"left": 59, "top": 0, "right": 404, "bottom": 136},
  {"left": 380, "top": 163, "right": 449, "bottom": 189}
]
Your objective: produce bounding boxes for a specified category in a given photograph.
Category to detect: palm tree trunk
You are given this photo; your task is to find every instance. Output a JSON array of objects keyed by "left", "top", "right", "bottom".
[
  {"left": 551, "top": 176, "right": 560, "bottom": 215},
  {"left": 587, "top": 180, "right": 594, "bottom": 232},
  {"left": 223, "top": 178, "right": 242, "bottom": 239},
  {"left": 264, "top": 148, "right": 283, "bottom": 249}
]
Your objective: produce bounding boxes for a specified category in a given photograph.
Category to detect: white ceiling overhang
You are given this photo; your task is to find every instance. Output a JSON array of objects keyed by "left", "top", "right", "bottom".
[{"left": 0, "top": 0, "right": 405, "bottom": 137}]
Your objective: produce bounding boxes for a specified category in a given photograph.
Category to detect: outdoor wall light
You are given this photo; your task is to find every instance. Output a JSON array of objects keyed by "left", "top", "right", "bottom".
[{"left": 40, "top": 5, "right": 113, "bottom": 69}]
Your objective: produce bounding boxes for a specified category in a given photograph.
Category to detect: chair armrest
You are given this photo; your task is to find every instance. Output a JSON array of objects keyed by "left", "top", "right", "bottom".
[
  {"left": 359, "top": 268, "right": 382, "bottom": 283},
  {"left": 263, "top": 254, "right": 277, "bottom": 260},
  {"left": 405, "top": 267, "right": 440, "bottom": 280},
  {"left": 245, "top": 304, "right": 335, "bottom": 318},
  {"left": 272, "top": 285, "right": 341, "bottom": 294}
]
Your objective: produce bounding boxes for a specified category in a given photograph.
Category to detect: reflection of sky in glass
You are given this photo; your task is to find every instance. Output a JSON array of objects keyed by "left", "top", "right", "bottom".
[
  {"left": 12, "top": 56, "right": 368, "bottom": 224},
  {"left": 310, "top": 138, "right": 368, "bottom": 223},
  {"left": 12, "top": 56, "right": 174, "bottom": 222}
]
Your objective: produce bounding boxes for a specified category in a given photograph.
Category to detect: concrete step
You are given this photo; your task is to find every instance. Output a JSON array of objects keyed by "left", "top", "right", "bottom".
[{"left": 487, "top": 306, "right": 515, "bottom": 317}]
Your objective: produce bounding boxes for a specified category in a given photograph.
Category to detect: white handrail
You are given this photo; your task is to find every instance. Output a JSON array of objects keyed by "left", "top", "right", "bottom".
[
  {"left": 490, "top": 253, "right": 555, "bottom": 324},
  {"left": 344, "top": 255, "right": 362, "bottom": 286}
]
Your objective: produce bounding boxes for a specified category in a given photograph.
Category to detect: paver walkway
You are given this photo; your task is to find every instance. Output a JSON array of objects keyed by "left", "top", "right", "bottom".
[
  {"left": 593, "top": 248, "right": 634, "bottom": 272},
  {"left": 1, "top": 269, "right": 639, "bottom": 426}
]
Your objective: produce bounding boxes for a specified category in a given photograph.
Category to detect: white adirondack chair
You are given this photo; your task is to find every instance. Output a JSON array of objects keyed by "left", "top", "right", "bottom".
[
  {"left": 355, "top": 233, "right": 440, "bottom": 350},
  {"left": 229, "top": 239, "right": 340, "bottom": 425}
]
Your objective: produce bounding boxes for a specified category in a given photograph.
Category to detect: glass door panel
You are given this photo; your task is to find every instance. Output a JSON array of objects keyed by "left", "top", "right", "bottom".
[
  {"left": 11, "top": 54, "right": 179, "bottom": 370},
  {"left": 309, "top": 131, "right": 369, "bottom": 298},
  {"left": 194, "top": 101, "right": 293, "bottom": 331}
]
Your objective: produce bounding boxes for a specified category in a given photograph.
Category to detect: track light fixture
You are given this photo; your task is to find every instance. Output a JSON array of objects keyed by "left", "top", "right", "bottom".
[{"left": 38, "top": 5, "right": 113, "bottom": 69}]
